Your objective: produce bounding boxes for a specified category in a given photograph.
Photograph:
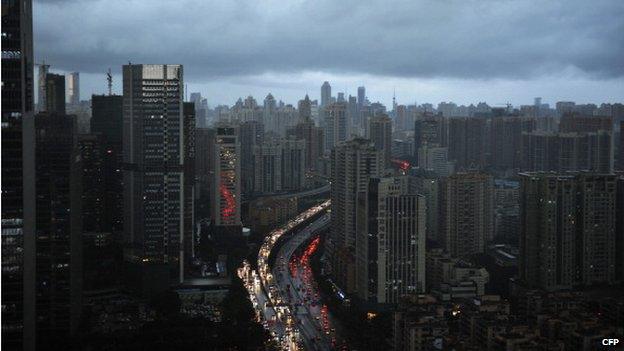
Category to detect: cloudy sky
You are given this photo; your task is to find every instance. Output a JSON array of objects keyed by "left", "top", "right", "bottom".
[{"left": 34, "top": 0, "right": 624, "bottom": 107}]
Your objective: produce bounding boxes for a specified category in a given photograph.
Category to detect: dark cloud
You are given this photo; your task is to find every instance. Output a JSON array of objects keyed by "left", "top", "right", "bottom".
[{"left": 34, "top": 0, "right": 624, "bottom": 83}]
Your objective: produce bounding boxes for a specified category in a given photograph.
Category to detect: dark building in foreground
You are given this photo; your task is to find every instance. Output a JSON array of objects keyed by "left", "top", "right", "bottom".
[
  {"left": 1, "top": 0, "right": 35, "bottom": 349},
  {"left": 122, "top": 64, "right": 191, "bottom": 296},
  {"left": 33, "top": 112, "right": 83, "bottom": 348},
  {"left": 520, "top": 172, "right": 618, "bottom": 291},
  {"left": 91, "top": 95, "right": 124, "bottom": 234}
]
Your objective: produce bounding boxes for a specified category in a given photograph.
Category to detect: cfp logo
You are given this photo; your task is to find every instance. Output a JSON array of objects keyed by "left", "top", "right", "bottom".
[{"left": 602, "top": 338, "right": 620, "bottom": 346}]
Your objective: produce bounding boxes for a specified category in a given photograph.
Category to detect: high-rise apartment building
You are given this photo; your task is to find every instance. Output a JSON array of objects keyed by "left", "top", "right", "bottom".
[
  {"left": 490, "top": 116, "right": 536, "bottom": 171},
  {"left": 329, "top": 138, "right": 383, "bottom": 293},
  {"left": 212, "top": 125, "right": 242, "bottom": 228},
  {"left": 418, "top": 144, "right": 454, "bottom": 177},
  {"left": 519, "top": 173, "right": 618, "bottom": 291},
  {"left": 122, "top": 64, "right": 190, "bottom": 295},
  {"left": 521, "top": 131, "right": 613, "bottom": 173},
  {"left": 357, "top": 86, "right": 366, "bottom": 107},
  {"left": 281, "top": 137, "right": 306, "bottom": 191},
  {"left": 321, "top": 81, "right": 331, "bottom": 108},
  {"left": 254, "top": 140, "right": 282, "bottom": 193},
  {"left": 1, "top": 1, "right": 34, "bottom": 348},
  {"left": 287, "top": 118, "right": 324, "bottom": 170},
  {"left": 67, "top": 72, "right": 79, "bottom": 105},
  {"left": 447, "top": 117, "right": 487, "bottom": 170},
  {"left": 324, "top": 102, "right": 349, "bottom": 151},
  {"left": 368, "top": 114, "right": 393, "bottom": 168},
  {"left": 45, "top": 73, "right": 66, "bottom": 114},
  {"left": 443, "top": 172, "right": 494, "bottom": 257},
  {"left": 356, "top": 176, "right": 426, "bottom": 304}
]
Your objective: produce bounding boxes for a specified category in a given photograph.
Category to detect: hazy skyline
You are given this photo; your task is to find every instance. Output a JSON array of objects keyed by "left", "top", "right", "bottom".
[{"left": 35, "top": 0, "right": 624, "bottom": 106}]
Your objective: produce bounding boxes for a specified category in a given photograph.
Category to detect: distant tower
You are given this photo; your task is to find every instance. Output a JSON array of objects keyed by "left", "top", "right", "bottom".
[
  {"left": 321, "top": 81, "right": 331, "bottom": 108},
  {"left": 357, "top": 86, "right": 366, "bottom": 107},
  {"left": 37, "top": 60, "right": 49, "bottom": 111},
  {"left": 67, "top": 72, "right": 79, "bottom": 105}
]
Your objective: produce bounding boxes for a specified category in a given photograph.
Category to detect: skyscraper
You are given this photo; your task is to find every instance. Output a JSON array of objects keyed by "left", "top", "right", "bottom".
[
  {"left": 91, "top": 94, "right": 124, "bottom": 233},
  {"left": 33, "top": 112, "right": 83, "bottom": 349},
  {"left": 324, "top": 102, "right": 349, "bottom": 151},
  {"left": 122, "top": 64, "right": 190, "bottom": 295},
  {"left": 254, "top": 140, "right": 282, "bottom": 193},
  {"left": 447, "top": 117, "right": 487, "bottom": 170},
  {"left": 281, "top": 137, "right": 306, "bottom": 191},
  {"left": 287, "top": 117, "right": 324, "bottom": 171},
  {"left": 443, "top": 172, "right": 494, "bottom": 257},
  {"left": 45, "top": 73, "right": 66, "bottom": 114},
  {"left": 212, "top": 124, "right": 242, "bottom": 229},
  {"left": 183, "top": 102, "right": 196, "bottom": 265},
  {"left": 67, "top": 72, "right": 79, "bottom": 105},
  {"left": 368, "top": 114, "right": 393, "bottom": 168},
  {"left": 357, "top": 86, "right": 366, "bottom": 107},
  {"left": 1, "top": 1, "right": 34, "bottom": 348},
  {"left": 321, "top": 81, "right": 331, "bottom": 108},
  {"left": 519, "top": 173, "right": 618, "bottom": 291},
  {"left": 239, "top": 120, "right": 264, "bottom": 195},
  {"left": 356, "top": 176, "right": 426, "bottom": 304},
  {"left": 329, "top": 138, "right": 383, "bottom": 293}
]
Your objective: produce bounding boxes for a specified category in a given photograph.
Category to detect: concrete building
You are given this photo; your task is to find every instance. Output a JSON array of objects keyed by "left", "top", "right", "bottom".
[
  {"left": 67, "top": 72, "right": 79, "bottom": 105},
  {"left": 321, "top": 81, "right": 331, "bottom": 108},
  {"left": 254, "top": 139, "right": 282, "bottom": 193},
  {"left": 418, "top": 144, "right": 454, "bottom": 177},
  {"left": 324, "top": 102, "right": 349, "bottom": 151},
  {"left": 356, "top": 176, "right": 426, "bottom": 304},
  {"left": 122, "top": 64, "right": 191, "bottom": 295},
  {"left": 329, "top": 138, "right": 383, "bottom": 293},
  {"left": 45, "top": 73, "right": 66, "bottom": 115},
  {"left": 519, "top": 173, "right": 618, "bottom": 291},
  {"left": 443, "top": 172, "right": 494, "bottom": 257},
  {"left": 281, "top": 137, "right": 306, "bottom": 191},
  {"left": 212, "top": 124, "right": 242, "bottom": 228},
  {"left": 368, "top": 114, "right": 393, "bottom": 168}
]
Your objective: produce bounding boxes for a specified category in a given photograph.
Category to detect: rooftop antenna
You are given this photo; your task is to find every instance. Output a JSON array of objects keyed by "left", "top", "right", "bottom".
[{"left": 106, "top": 68, "right": 113, "bottom": 96}]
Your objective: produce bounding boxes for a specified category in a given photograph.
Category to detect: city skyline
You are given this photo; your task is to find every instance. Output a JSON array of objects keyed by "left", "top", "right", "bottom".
[{"left": 33, "top": 0, "right": 624, "bottom": 106}]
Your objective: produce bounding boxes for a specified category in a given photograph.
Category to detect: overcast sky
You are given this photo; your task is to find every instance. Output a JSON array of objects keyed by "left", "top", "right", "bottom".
[{"left": 34, "top": 0, "right": 624, "bottom": 107}]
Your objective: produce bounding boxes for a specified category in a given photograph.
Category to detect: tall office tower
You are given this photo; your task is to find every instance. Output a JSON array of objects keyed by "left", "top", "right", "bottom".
[
  {"left": 287, "top": 118, "right": 324, "bottom": 170},
  {"left": 45, "top": 73, "right": 66, "bottom": 114},
  {"left": 368, "top": 114, "right": 393, "bottom": 168},
  {"left": 194, "top": 127, "right": 216, "bottom": 201},
  {"left": 190, "top": 92, "right": 207, "bottom": 128},
  {"left": 263, "top": 93, "right": 276, "bottom": 129},
  {"left": 254, "top": 140, "right": 282, "bottom": 193},
  {"left": 413, "top": 177, "right": 441, "bottom": 242},
  {"left": 324, "top": 102, "right": 349, "bottom": 151},
  {"left": 347, "top": 95, "right": 358, "bottom": 134},
  {"left": 67, "top": 72, "right": 80, "bottom": 105},
  {"left": 34, "top": 112, "right": 83, "bottom": 349},
  {"left": 122, "top": 64, "right": 189, "bottom": 295},
  {"left": 183, "top": 103, "right": 196, "bottom": 264},
  {"left": 534, "top": 97, "right": 542, "bottom": 117},
  {"left": 447, "top": 117, "right": 487, "bottom": 170},
  {"left": 356, "top": 176, "right": 426, "bottom": 304},
  {"left": 79, "top": 134, "right": 105, "bottom": 233},
  {"left": 281, "top": 137, "right": 306, "bottom": 191},
  {"left": 520, "top": 173, "right": 618, "bottom": 291},
  {"left": 413, "top": 117, "right": 443, "bottom": 163},
  {"left": 298, "top": 94, "right": 312, "bottom": 120},
  {"left": 329, "top": 138, "right": 383, "bottom": 293},
  {"left": 91, "top": 95, "right": 124, "bottom": 233},
  {"left": 443, "top": 172, "right": 494, "bottom": 257},
  {"left": 1, "top": 0, "right": 34, "bottom": 348},
  {"left": 239, "top": 120, "right": 264, "bottom": 195},
  {"left": 212, "top": 125, "right": 242, "bottom": 228},
  {"left": 321, "top": 81, "right": 332, "bottom": 108},
  {"left": 418, "top": 144, "right": 454, "bottom": 177},
  {"left": 521, "top": 131, "right": 613, "bottom": 173},
  {"left": 357, "top": 86, "right": 366, "bottom": 107}
]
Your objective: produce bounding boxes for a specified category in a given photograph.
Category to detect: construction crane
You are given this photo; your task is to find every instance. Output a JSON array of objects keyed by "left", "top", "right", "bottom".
[{"left": 106, "top": 68, "right": 113, "bottom": 95}]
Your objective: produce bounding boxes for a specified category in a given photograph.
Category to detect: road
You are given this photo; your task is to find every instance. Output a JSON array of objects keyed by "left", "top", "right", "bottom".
[
  {"left": 239, "top": 200, "right": 331, "bottom": 350},
  {"left": 272, "top": 213, "right": 348, "bottom": 351}
]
